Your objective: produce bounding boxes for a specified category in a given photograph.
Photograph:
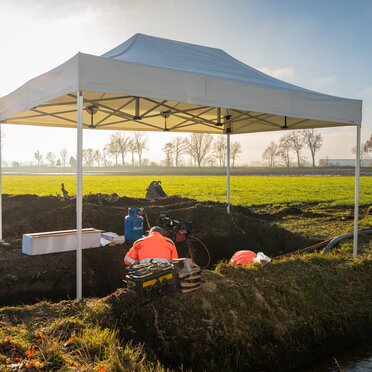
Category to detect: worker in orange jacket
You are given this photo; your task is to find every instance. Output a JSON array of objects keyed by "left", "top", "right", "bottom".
[{"left": 124, "top": 226, "right": 178, "bottom": 266}]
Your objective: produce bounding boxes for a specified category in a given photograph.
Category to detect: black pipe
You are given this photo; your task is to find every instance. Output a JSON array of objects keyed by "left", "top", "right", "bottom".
[{"left": 321, "top": 229, "right": 372, "bottom": 254}]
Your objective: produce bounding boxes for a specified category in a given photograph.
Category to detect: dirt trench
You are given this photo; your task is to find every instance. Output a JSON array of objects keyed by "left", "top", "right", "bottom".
[{"left": 0, "top": 194, "right": 314, "bottom": 305}]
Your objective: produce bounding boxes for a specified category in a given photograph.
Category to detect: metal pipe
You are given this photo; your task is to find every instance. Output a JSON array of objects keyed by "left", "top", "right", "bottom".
[
  {"left": 76, "top": 91, "right": 83, "bottom": 300},
  {"left": 226, "top": 131, "right": 231, "bottom": 214},
  {"left": 353, "top": 123, "right": 361, "bottom": 258},
  {"left": 0, "top": 122, "right": 2, "bottom": 241},
  {"left": 217, "top": 107, "right": 221, "bottom": 126},
  {"left": 323, "top": 229, "right": 372, "bottom": 254},
  {"left": 134, "top": 97, "right": 141, "bottom": 120}
]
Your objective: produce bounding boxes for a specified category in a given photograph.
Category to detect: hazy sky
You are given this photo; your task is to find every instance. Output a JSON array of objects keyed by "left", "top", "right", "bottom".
[{"left": 0, "top": 0, "right": 371, "bottom": 165}]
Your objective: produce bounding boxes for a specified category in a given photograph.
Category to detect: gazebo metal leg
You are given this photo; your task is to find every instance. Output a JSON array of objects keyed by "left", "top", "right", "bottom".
[
  {"left": 76, "top": 91, "right": 84, "bottom": 300},
  {"left": 0, "top": 122, "right": 2, "bottom": 241},
  {"left": 226, "top": 132, "right": 231, "bottom": 214},
  {"left": 353, "top": 123, "right": 361, "bottom": 258}
]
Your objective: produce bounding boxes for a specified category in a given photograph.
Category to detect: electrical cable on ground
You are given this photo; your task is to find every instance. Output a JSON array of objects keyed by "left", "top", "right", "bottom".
[
  {"left": 321, "top": 229, "right": 372, "bottom": 254},
  {"left": 274, "top": 238, "right": 332, "bottom": 260},
  {"left": 274, "top": 228, "right": 372, "bottom": 259},
  {"left": 185, "top": 235, "right": 211, "bottom": 269}
]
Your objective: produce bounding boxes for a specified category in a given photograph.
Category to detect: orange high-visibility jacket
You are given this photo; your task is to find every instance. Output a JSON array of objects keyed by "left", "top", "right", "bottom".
[
  {"left": 124, "top": 231, "right": 178, "bottom": 266},
  {"left": 230, "top": 250, "right": 257, "bottom": 266}
]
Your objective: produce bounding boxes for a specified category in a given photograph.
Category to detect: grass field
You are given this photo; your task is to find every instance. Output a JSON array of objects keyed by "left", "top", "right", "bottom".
[
  {"left": 2, "top": 174, "right": 372, "bottom": 206},
  {"left": 0, "top": 174, "right": 371, "bottom": 371}
]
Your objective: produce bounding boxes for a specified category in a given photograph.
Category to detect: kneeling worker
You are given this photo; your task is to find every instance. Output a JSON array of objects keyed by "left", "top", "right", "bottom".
[{"left": 124, "top": 226, "right": 178, "bottom": 266}]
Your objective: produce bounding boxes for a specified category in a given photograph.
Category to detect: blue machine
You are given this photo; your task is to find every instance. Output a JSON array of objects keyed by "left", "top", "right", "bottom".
[{"left": 124, "top": 208, "right": 144, "bottom": 241}]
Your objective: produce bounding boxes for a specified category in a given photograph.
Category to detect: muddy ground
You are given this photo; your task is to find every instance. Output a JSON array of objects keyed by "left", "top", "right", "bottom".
[{"left": 0, "top": 194, "right": 315, "bottom": 305}]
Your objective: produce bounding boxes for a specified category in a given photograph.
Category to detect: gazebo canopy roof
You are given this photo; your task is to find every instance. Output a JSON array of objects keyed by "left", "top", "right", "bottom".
[{"left": 0, "top": 33, "right": 362, "bottom": 134}]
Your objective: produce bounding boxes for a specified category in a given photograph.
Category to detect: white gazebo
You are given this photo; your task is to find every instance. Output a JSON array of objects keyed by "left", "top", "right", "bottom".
[{"left": 0, "top": 34, "right": 362, "bottom": 299}]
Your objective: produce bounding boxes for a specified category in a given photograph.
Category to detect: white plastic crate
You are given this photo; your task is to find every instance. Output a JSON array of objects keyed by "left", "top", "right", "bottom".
[{"left": 22, "top": 228, "right": 101, "bottom": 255}]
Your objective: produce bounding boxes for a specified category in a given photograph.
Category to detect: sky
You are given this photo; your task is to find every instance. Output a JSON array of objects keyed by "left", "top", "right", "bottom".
[{"left": 0, "top": 0, "right": 371, "bottom": 166}]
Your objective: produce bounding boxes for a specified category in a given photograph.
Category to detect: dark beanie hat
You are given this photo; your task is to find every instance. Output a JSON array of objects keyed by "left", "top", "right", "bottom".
[{"left": 149, "top": 226, "right": 164, "bottom": 235}]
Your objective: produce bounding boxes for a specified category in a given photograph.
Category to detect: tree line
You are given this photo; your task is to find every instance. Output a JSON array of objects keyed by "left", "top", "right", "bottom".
[
  {"left": 32, "top": 132, "right": 149, "bottom": 168},
  {"left": 19, "top": 129, "right": 372, "bottom": 168},
  {"left": 262, "top": 129, "right": 372, "bottom": 167},
  {"left": 162, "top": 133, "right": 242, "bottom": 167},
  {"left": 31, "top": 131, "right": 242, "bottom": 168},
  {"left": 262, "top": 129, "right": 323, "bottom": 167},
  {"left": 351, "top": 132, "right": 372, "bottom": 160}
]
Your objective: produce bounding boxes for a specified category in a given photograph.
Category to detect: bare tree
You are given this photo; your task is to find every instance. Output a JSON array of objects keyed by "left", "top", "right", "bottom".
[
  {"left": 363, "top": 133, "right": 372, "bottom": 154},
  {"left": 351, "top": 145, "right": 368, "bottom": 160},
  {"left": 102, "top": 146, "right": 112, "bottom": 167},
  {"left": 186, "top": 133, "right": 213, "bottom": 167},
  {"left": 46, "top": 151, "right": 56, "bottom": 167},
  {"left": 162, "top": 142, "right": 174, "bottom": 167},
  {"left": 302, "top": 129, "right": 323, "bottom": 167},
  {"left": 105, "top": 142, "right": 119, "bottom": 165},
  {"left": 289, "top": 131, "right": 304, "bottom": 167},
  {"left": 128, "top": 139, "right": 136, "bottom": 166},
  {"left": 108, "top": 132, "right": 131, "bottom": 165},
  {"left": 230, "top": 141, "right": 242, "bottom": 167},
  {"left": 60, "top": 148, "right": 68, "bottom": 167},
  {"left": 262, "top": 141, "right": 278, "bottom": 167},
  {"left": 82, "top": 148, "right": 97, "bottom": 167},
  {"left": 213, "top": 136, "right": 227, "bottom": 167},
  {"left": 132, "top": 132, "right": 148, "bottom": 166},
  {"left": 34, "top": 150, "right": 43, "bottom": 166},
  {"left": 69, "top": 156, "right": 76, "bottom": 168},
  {"left": 95, "top": 149, "right": 102, "bottom": 167},
  {"left": 277, "top": 134, "right": 292, "bottom": 168},
  {"left": 171, "top": 136, "right": 187, "bottom": 167}
]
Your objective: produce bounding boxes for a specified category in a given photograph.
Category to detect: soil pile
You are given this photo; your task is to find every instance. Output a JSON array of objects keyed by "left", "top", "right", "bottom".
[
  {"left": 0, "top": 194, "right": 314, "bottom": 305},
  {"left": 102, "top": 257, "right": 372, "bottom": 371}
]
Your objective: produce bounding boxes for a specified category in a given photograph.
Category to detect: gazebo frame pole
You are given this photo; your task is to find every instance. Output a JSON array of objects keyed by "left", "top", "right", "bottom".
[
  {"left": 353, "top": 123, "right": 361, "bottom": 258},
  {"left": 226, "top": 131, "right": 231, "bottom": 214},
  {"left": 76, "top": 91, "right": 83, "bottom": 300},
  {"left": 0, "top": 122, "right": 2, "bottom": 241}
]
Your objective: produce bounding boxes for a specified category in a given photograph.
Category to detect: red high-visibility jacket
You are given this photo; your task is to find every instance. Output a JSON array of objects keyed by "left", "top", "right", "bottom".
[
  {"left": 230, "top": 250, "right": 256, "bottom": 266},
  {"left": 124, "top": 231, "right": 178, "bottom": 266}
]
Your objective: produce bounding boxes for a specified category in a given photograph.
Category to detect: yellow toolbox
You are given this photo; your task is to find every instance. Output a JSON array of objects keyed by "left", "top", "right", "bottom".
[{"left": 125, "top": 262, "right": 177, "bottom": 303}]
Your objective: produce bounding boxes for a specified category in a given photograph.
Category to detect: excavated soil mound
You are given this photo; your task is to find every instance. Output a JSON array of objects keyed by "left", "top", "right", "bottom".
[
  {"left": 0, "top": 194, "right": 314, "bottom": 305},
  {"left": 102, "top": 258, "right": 372, "bottom": 371}
]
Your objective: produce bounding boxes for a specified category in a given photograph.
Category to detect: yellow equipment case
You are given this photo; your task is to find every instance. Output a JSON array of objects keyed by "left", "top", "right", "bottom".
[{"left": 125, "top": 262, "right": 177, "bottom": 303}]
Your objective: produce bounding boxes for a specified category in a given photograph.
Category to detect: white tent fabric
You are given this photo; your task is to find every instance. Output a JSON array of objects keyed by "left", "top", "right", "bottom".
[
  {"left": 0, "top": 33, "right": 363, "bottom": 299},
  {"left": 0, "top": 33, "right": 361, "bottom": 132}
]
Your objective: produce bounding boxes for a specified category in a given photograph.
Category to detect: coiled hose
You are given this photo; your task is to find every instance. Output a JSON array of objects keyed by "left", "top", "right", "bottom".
[{"left": 185, "top": 235, "right": 211, "bottom": 269}]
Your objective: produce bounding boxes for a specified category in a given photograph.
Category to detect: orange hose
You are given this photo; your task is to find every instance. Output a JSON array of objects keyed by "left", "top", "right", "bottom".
[{"left": 273, "top": 238, "right": 332, "bottom": 260}]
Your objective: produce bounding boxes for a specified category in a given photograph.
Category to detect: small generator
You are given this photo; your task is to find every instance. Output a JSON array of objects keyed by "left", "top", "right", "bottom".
[{"left": 158, "top": 214, "right": 193, "bottom": 242}]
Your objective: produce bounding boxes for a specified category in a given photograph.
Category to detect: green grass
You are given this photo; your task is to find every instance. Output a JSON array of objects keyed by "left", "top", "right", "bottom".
[
  {"left": 2, "top": 175, "right": 372, "bottom": 206},
  {"left": 0, "top": 174, "right": 370, "bottom": 370},
  {"left": 0, "top": 300, "right": 168, "bottom": 371}
]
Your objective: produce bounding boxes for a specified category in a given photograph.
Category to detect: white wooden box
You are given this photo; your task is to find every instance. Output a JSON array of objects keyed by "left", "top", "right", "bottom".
[{"left": 22, "top": 228, "right": 102, "bottom": 255}]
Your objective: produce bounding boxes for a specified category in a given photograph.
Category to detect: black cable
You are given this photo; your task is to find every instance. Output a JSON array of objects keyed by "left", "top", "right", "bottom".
[
  {"left": 321, "top": 229, "right": 372, "bottom": 254},
  {"left": 185, "top": 235, "right": 211, "bottom": 269}
]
